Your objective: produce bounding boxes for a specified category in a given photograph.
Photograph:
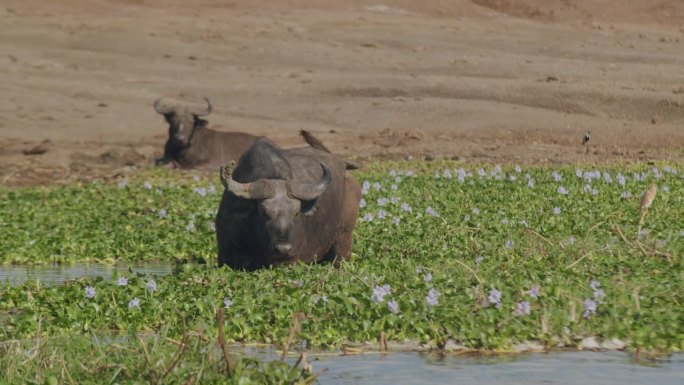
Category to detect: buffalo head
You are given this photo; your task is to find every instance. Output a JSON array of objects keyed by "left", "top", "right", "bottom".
[
  {"left": 154, "top": 98, "right": 213, "bottom": 147},
  {"left": 220, "top": 161, "right": 331, "bottom": 259}
]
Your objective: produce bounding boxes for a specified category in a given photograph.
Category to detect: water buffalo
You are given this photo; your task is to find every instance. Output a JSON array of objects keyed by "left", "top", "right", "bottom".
[
  {"left": 154, "top": 97, "right": 261, "bottom": 170},
  {"left": 215, "top": 133, "right": 361, "bottom": 270}
]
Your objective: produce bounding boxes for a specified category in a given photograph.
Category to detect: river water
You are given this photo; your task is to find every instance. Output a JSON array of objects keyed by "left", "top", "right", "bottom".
[{"left": 0, "top": 263, "right": 173, "bottom": 286}]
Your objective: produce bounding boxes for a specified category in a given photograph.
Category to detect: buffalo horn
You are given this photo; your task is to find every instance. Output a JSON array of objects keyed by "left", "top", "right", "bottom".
[
  {"left": 287, "top": 164, "right": 331, "bottom": 201},
  {"left": 194, "top": 97, "right": 213, "bottom": 116},
  {"left": 220, "top": 162, "right": 276, "bottom": 200},
  {"left": 153, "top": 98, "right": 173, "bottom": 114}
]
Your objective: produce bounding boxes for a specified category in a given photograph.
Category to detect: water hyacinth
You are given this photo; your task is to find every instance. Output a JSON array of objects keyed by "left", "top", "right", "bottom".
[
  {"left": 551, "top": 171, "right": 562, "bottom": 182},
  {"left": 193, "top": 187, "right": 207, "bottom": 197},
  {"left": 488, "top": 288, "right": 502, "bottom": 308},
  {"left": 391, "top": 184, "right": 398, "bottom": 191},
  {"left": 475, "top": 255, "right": 484, "bottom": 265},
  {"left": 583, "top": 299, "right": 597, "bottom": 319},
  {"left": 423, "top": 272, "right": 433, "bottom": 282},
  {"left": 527, "top": 286, "right": 540, "bottom": 299},
  {"left": 84, "top": 286, "right": 96, "bottom": 299},
  {"left": 552, "top": 207, "right": 561, "bottom": 215},
  {"left": 117, "top": 179, "right": 128, "bottom": 189},
  {"left": 362, "top": 213, "right": 374, "bottom": 222},
  {"left": 566, "top": 236, "right": 576, "bottom": 245},
  {"left": 158, "top": 208, "right": 168, "bottom": 218},
  {"left": 527, "top": 178, "right": 535, "bottom": 188},
  {"left": 359, "top": 198, "right": 366, "bottom": 208},
  {"left": 425, "top": 206, "right": 439, "bottom": 217},
  {"left": 146, "top": 279, "right": 157, "bottom": 292},
  {"left": 371, "top": 285, "right": 391, "bottom": 303},
  {"left": 128, "top": 297, "right": 140, "bottom": 309},
  {"left": 426, "top": 288, "right": 440, "bottom": 307},
  {"left": 617, "top": 173, "right": 626, "bottom": 186},
  {"left": 377, "top": 198, "right": 388, "bottom": 206},
  {"left": 391, "top": 216, "right": 400, "bottom": 226},
  {"left": 387, "top": 299, "right": 400, "bottom": 314},
  {"left": 116, "top": 277, "right": 128, "bottom": 287},
  {"left": 373, "top": 182, "right": 381, "bottom": 190},
  {"left": 223, "top": 298, "right": 233, "bottom": 309},
  {"left": 504, "top": 240, "right": 513, "bottom": 249},
  {"left": 514, "top": 301, "right": 531, "bottom": 316},
  {"left": 186, "top": 222, "right": 195, "bottom": 232},
  {"left": 557, "top": 186, "right": 569, "bottom": 195},
  {"left": 390, "top": 196, "right": 399, "bottom": 204},
  {"left": 377, "top": 210, "right": 387, "bottom": 220},
  {"left": 515, "top": 165, "right": 522, "bottom": 173},
  {"left": 472, "top": 207, "right": 480, "bottom": 215},
  {"left": 400, "top": 203, "right": 412, "bottom": 213}
]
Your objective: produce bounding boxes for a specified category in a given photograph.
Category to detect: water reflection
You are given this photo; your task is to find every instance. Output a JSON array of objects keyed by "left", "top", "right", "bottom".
[
  {"left": 0, "top": 263, "right": 173, "bottom": 286},
  {"left": 311, "top": 351, "right": 683, "bottom": 385}
]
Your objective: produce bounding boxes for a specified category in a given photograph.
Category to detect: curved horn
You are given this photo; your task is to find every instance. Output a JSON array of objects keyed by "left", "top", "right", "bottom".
[
  {"left": 287, "top": 164, "right": 332, "bottom": 201},
  {"left": 194, "top": 97, "right": 213, "bottom": 116},
  {"left": 153, "top": 98, "right": 173, "bottom": 115},
  {"left": 220, "top": 162, "right": 276, "bottom": 200}
]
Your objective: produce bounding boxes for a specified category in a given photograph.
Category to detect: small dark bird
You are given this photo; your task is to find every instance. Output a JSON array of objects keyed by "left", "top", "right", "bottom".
[{"left": 582, "top": 130, "right": 591, "bottom": 145}]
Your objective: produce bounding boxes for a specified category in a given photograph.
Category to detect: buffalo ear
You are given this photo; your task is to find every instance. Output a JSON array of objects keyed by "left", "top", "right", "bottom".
[{"left": 194, "top": 117, "right": 209, "bottom": 128}]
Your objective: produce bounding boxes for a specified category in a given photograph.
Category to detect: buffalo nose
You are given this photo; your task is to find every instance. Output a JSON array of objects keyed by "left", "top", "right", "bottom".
[{"left": 275, "top": 243, "right": 293, "bottom": 255}]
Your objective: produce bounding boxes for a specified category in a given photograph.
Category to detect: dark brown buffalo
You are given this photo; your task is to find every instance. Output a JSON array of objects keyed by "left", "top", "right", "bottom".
[
  {"left": 154, "top": 97, "right": 261, "bottom": 170},
  {"left": 215, "top": 133, "right": 361, "bottom": 270}
]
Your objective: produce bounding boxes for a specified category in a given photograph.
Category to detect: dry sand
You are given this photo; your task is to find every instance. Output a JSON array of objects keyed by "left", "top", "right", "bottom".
[{"left": 1, "top": 0, "right": 683, "bottom": 185}]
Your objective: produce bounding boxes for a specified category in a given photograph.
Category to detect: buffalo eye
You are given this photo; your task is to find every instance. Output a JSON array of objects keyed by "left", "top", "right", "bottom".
[{"left": 300, "top": 199, "right": 316, "bottom": 216}]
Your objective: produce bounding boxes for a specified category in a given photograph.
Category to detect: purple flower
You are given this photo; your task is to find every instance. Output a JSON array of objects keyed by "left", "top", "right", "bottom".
[
  {"left": 501, "top": 218, "right": 509, "bottom": 225},
  {"left": 400, "top": 203, "right": 412, "bottom": 213},
  {"left": 362, "top": 213, "right": 374, "bottom": 222},
  {"left": 373, "top": 182, "right": 381, "bottom": 190},
  {"left": 603, "top": 172, "right": 613, "bottom": 184},
  {"left": 186, "top": 222, "right": 195, "bottom": 232},
  {"left": 527, "top": 178, "right": 535, "bottom": 188},
  {"left": 472, "top": 207, "right": 480, "bottom": 215},
  {"left": 223, "top": 298, "right": 233, "bottom": 308},
  {"left": 552, "top": 171, "right": 562, "bottom": 182},
  {"left": 143, "top": 181, "right": 152, "bottom": 189},
  {"left": 477, "top": 168, "right": 487, "bottom": 177},
  {"left": 158, "top": 208, "right": 168, "bottom": 218},
  {"left": 593, "top": 289, "right": 605, "bottom": 301},
  {"left": 146, "top": 279, "right": 157, "bottom": 292},
  {"left": 426, "top": 206, "right": 439, "bottom": 217},
  {"left": 583, "top": 184, "right": 592, "bottom": 193},
  {"left": 359, "top": 198, "right": 366, "bottom": 208},
  {"left": 391, "top": 184, "right": 398, "bottom": 191},
  {"left": 426, "top": 288, "right": 440, "bottom": 307},
  {"left": 128, "top": 297, "right": 141, "bottom": 309},
  {"left": 488, "top": 288, "right": 502, "bottom": 308},
  {"left": 515, "top": 165, "right": 522, "bottom": 173},
  {"left": 620, "top": 191, "right": 632, "bottom": 199},
  {"left": 443, "top": 169, "right": 452, "bottom": 179},
  {"left": 389, "top": 170, "right": 397, "bottom": 177},
  {"left": 118, "top": 179, "right": 128, "bottom": 189},
  {"left": 475, "top": 255, "right": 484, "bottom": 265},
  {"left": 575, "top": 168, "right": 583, "bottom": 178},
  {"left": 377, "top": 198, "right": 388, "bottom": 206},
  {"left": 508, "top": 175, "right": 517, "bottom": 182},
  {"left": 116, "top": 277, "right": 128, "bottom": 287},
  {"left": 390, "top": 196, "right": 399, "bottom": 204},
  {"left": 583, "top": 299, "right": 597, "bottom": 319},
  {"left": 388, "top": 299, "right": 400, "bottom": 314},
  {"left": 662, "top": 186, "right": 669, "bottom": 193},
  {"left": 589, "top": 280, "right": 601, "bottom": 291},
  {"left": 84, "top": 286, "right": 96, "bottom": 299},
  {"left": 527, "top": 286, "right": 540, "bottom": 299},
  {"left": 617, "top": 173, "right": 626, "bottom": 186},
  {"left": 557, "top": 186, "right": 569, "bottom": 195},
  {"left": 391, "top": 216, "right": 400, "bottom": 226},
  {"left": 514, "top": 301, "right": 531, "bottom": 316},
  {"left": 423, "top": 273, "right": 433, "bottom": 282},
  {"left": 377, "top": 210, "right": 387, "bottom": 220},
  {"left": 193, "top": 187, "right": 207, "bottom": 197},
  {"left": 591, "top": 188, "right": 598, "bottom": 196},
  {"left": 552, "top": 207, "right": 561, "bottom": 215},
  {"left": 505, "top": 240, "right": 513, "bottom": 249},
  {"left": 566, "top": 236, "right": 576, "bottom": 245},
  {"left": 371, "top": 285, "right": 391, "bottom": 303}
]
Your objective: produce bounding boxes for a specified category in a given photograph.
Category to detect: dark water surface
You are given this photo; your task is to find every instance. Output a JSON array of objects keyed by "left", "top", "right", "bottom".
[{"left": 0, "top": 263, "right": 173, "bottom": 286}]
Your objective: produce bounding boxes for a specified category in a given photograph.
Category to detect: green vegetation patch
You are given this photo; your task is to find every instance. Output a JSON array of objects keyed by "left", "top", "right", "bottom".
[{"left": 1, "top": 163, "right": 683, "bottom": 353}]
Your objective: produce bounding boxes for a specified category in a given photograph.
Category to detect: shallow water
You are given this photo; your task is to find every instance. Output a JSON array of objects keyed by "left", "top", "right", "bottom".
[
  {"left": 0, "top": 263, "right": 173, "bottom": 286},
  {"left": 306, "top": 351, "right": 683, "bottom": 385}
]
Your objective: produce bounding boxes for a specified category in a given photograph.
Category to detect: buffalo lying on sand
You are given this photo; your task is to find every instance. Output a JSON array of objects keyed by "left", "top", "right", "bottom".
[
  {"left": 154, "top": 97, "right": 261, "bottom": 170},
  {"left": 215, "top": 132, "right": 361, "bottom": 270}
]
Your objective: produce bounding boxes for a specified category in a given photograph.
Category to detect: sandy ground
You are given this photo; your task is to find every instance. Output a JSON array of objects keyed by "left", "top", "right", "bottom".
[{"left": 1, "top": 0, "right": 683, "bottom": 186}]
